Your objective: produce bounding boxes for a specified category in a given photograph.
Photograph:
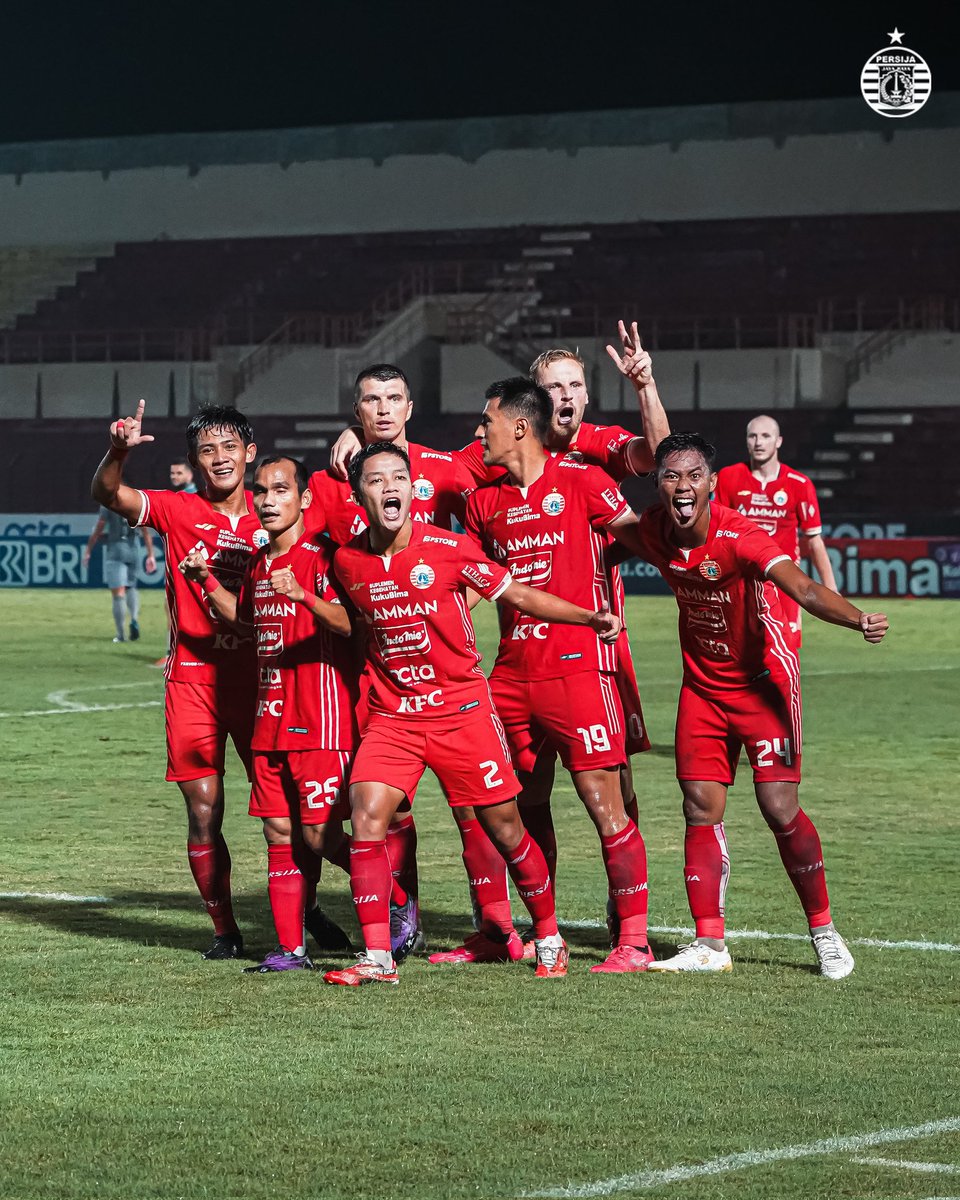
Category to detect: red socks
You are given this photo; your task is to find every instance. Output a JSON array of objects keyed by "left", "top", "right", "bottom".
[
  {"left": 349, "top": 839, "right": 392, "bottom": 953},
  {"left": 519, "top": 803, "right": 558, "bottom": 891},
  {"left": 683, "top": 823, "right": 729, "bottom": 941},
  {"left": 458, "top": 817, "right": 513, "bottom": 935},
  {"left": 386, "top": 812, "right": 420, "bottom": 907},
  {"left": 266, "top": 843, "right": 307, "bottom": 954},
  {"left": 504, "top": 831, "right": 557, "bottom": 939},
  {"left": 772, "top": 808, "right": 831, "bottom": 927},
  {"left": 600, "top": 822, "right": 649, "bottom": 947},
  {"left": 186, "top": 837, "right": 238, "bottom": 935}
]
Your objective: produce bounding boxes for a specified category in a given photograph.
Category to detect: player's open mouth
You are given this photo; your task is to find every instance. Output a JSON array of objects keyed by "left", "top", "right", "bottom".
[
  {"left": 673, "top": 496, "right": 696, "bottom": 522},
  {"left": 383, "top": 497, "right": 402, "bottom": 518},
  {"left": 211, "top": 467, "right": 234, "bottom": 479},
  {"left": 556, "top": 406, "right": 575, "bottom": 426}
]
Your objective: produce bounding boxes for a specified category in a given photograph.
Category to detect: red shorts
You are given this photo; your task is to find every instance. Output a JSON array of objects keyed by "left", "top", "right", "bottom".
[
  {"left": 351, "top": 709, "right": 520, "bottom": 808},
  {"left": 249, "top": 748, "right": 351, "bottom": 825},
  {"left": 164, "top": 679, "right": 255, "bottom": 783},
  {"left": 616, "top": 637, "right": 652, "bottom": 756},
  {"left": 490, "top": 669, "right": 626, "bottom": 774},
  {"left": 675, "top": 678, "right": 803, "bottom": 785}
]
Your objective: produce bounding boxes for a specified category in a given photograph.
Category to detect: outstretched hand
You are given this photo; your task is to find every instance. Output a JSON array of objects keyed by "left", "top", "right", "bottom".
[
  {"left": 590, "top": 605, "right": 623, "bottom": 644},
  {"left": 605, "top": 320, "right": 653, "bottom": 388},
  {"left": 270, "top": 566, "right": 305, "bottom": 603},
  {"left": 859, "top": 611, "right": 888, "bottom": 643},
  {"left": 110, "top": 398, "right": 155, "bottom": 452}
]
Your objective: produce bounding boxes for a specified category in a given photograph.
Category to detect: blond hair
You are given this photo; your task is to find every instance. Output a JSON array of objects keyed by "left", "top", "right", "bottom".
[{"left": 529, "top": 347, "right": 585, "bottom": 383}]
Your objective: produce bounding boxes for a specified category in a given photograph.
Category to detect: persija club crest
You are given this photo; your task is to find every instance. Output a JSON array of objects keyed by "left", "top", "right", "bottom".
[{"left": 861, "top": 29, "right": 932, "bottom": 118}]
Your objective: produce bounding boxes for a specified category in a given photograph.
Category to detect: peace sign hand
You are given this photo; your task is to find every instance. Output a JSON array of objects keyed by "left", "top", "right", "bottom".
[
  {"left": 605, "top": 320, "right": 653, "bottom": 388},
  {"left": 110, "top": 398, "right": 155, "bottom": 452}
]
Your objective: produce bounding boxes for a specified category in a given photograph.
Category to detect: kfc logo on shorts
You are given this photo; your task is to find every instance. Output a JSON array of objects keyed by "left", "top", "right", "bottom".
[
  {"left": 376, "top": 620, "right": 431, "bottom": 659},
  {"left": 257, "top": 623, "right": 284, "bottom": 656},
  {"left": 699, "top": 560, "right": 722, "bottom": 581},
  {"left": 252, "top": 528, "right": 269, "bottom": 549},
  {"left": 773, "top": 490, "right": 788, "bottom": 507},
  {"left": 412, "top": 476, "right": 435, "bottom": 501},
  {"left": 511, "top": 551, "right": 553, "bottom": 586},
  {"left": 409, "top": 561, "right": 436, "bottom": 590},
  {"left": 542, "top": 491, "right": 566, "bottom": 516}
]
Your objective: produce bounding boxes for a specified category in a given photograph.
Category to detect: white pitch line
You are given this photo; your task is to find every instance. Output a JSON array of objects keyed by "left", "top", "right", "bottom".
[
  {"left": 559, "top": 920, "right": 960, "bottom": 954},
  {"left": 524, "top": 1116, "right": 960, "bottom": 1198},
  {"left": 0, "top": 891, "right": 111, "bottom": 903},
  {"left": 0, "top": 701, "right": 162, "bottom": 718},
  {"left": 851, "top": 1157, "right": 959, "bottom": 1173}
]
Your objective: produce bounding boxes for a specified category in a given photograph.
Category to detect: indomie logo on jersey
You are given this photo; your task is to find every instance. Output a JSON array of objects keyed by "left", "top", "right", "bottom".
[
  {"left": 376, "top": 620, "right": 431, "bottom": 659},
  {"left": 409, "top": 561, "right": 436, "bottom": 590},
  {"left": 412, "top": 476, "right": 435, "bottom": 501},
  {"left": 542, "top": 491, "right": 565, "bottom": 516},
  {"left": 257, "top": 623, "right": 284, "bottom": 656},
  {"left": 684, "top": 604, "right": 727, "bottom": 632},
  {"left": 510, "top": 551, "right": 553, "bottom": 586}
]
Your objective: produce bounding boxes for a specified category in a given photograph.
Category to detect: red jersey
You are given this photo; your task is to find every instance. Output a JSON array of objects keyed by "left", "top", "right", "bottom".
[
  {"left": 333, "top": 524, "right": 511, "bottom": 721},
  {"left": 305, "top": 442, "right": 475, "bottom": 545},
  {"left": 634, "top": 502, "right": 797, "bottom": 694},
  {"left": 457, "top": 420, "right": 641, "bottom": 488},
  {"left": 238, "top": 534, "right": 356, "bottom": 752},
  {"left": 135, "top": 488, "right": 262, "bottom": 685},
  {"left": 463, "top": 453, "right": 630, "bottom": 680},
  {"left": 713, "top": 462, "right": 823, "bottom": 563}
]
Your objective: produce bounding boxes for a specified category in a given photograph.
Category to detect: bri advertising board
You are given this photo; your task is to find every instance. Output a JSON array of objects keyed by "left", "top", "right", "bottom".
[
  {"left": 1, "top": 515, "right": 958, "bottom": 598},
  {"left": 0, "top": 514, "right": 164, "bottom": 589}
]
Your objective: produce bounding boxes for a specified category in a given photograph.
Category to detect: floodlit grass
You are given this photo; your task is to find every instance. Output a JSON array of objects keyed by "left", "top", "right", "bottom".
[{"left": 0, "top": 589, "right": 958, "bottom": 1199}]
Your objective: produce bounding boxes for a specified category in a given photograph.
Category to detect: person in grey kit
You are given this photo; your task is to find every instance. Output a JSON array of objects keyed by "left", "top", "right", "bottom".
[{"left": 83, "top": 507, "right": 157, "bottom": 641}]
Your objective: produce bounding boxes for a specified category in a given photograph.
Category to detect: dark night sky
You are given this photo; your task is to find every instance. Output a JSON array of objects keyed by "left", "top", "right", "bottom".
[{"left": 2, "top": 0, "right": 958, "bottom": 144}]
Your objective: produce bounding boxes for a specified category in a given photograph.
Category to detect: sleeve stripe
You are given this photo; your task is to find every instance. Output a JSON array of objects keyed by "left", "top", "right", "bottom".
[
  {"left": 623, "top": 437, "right": 642, "bottom": 476},
  {"left": 487, "top": 572, "right": 513, "bottom": 601},
  {"left": 134, "top": 490, "right": 149, "bottom": 528},
  {"left": 801, "top": 525, "right": 822, "bottom": 537},
  {"left": 763, "top": 554, "right": 791, "bottom": 575}
]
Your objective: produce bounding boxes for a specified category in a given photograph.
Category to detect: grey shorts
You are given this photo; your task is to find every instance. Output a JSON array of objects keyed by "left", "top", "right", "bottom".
[{"left": 104, "top": 559, "right": 137, "bottom": 590}]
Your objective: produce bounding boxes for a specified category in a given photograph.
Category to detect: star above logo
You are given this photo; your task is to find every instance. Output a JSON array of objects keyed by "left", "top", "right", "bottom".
[{"left": 887, "top": 27, "right": 904, "bottom": 43}]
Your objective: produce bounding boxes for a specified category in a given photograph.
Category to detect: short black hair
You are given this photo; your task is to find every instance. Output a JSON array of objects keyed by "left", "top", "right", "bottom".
[
  {"left": 254, "top": 454, "right": 309, "bottom": 495},
  {"left": 354, "top": 363, "right": 409, "bottom": 402},
  {"left": 654, "top": 432, "right": 718, "bottom": 477},
  {"left": 484, "top": 376, "right": 552, "bottom": 441},
  {"left": 347, "top": 440, "right": 411, "bottom": 498},
  {"left": 185, "top": 405, "right": 254, "bottom": 456},
  {"left": 170, "top": 457, "right": 192, "bottom": 470}
]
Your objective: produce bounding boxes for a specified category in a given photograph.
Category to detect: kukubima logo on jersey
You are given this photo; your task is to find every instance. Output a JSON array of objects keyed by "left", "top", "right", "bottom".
[
  {"left": 412, "top": 476, "right": 435, "bottom": 501},
  {"left": 409, "top": 560, "right": 436, "bottom": 589},
  {"left": 542, "top": 490, "right": 565, "bottom": 516},
  {"left": 861, "top": 29, "right": 932, "bottom": 118}
]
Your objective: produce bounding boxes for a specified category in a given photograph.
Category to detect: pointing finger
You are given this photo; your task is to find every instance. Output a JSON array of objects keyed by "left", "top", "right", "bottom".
[{"left": 605, "top": 344, "right": 625, "bottom": 370}]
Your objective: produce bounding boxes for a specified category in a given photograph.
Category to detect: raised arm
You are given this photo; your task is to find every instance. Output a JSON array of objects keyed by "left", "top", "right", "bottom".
[
  {"left": 329, "top": 425, "right": 364, "bottom": 482},
  {"left": 180, "top": 549, "right": 240, "bottom": 626},
  {"left": 269, "top": 567, "right": 352, "bottom": 638},
  {"left": 498, "top": 579, "right": 622, "bottom": 643},
  {"left": 768, "top": 560, "right": 887, "bottom": 642},
  {"left": 605, "top": 321, "right": 670, "bottom": 472},
  {"left": 91, "top": 398, "right": 155, "bottom": 524}
]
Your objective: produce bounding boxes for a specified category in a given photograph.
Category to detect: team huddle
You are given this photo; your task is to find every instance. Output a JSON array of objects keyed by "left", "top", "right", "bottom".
[{"left": 92, "top": 328, "right": 888, "bottom": 986}]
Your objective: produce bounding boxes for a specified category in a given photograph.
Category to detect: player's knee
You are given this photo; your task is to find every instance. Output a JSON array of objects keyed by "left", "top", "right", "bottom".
[{"left": 681, "top": 782, "right": 724, "bottom": 825}]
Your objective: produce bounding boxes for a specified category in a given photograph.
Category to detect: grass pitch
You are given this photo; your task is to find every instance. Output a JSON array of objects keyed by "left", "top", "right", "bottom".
[{"left": 0, "top": 590, "right": 958, "bottom": 1200}]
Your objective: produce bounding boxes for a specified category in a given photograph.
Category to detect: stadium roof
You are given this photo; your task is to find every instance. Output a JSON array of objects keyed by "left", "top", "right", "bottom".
[{"left": 2, "top": 93, "right": 959, "bottom": 179}]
